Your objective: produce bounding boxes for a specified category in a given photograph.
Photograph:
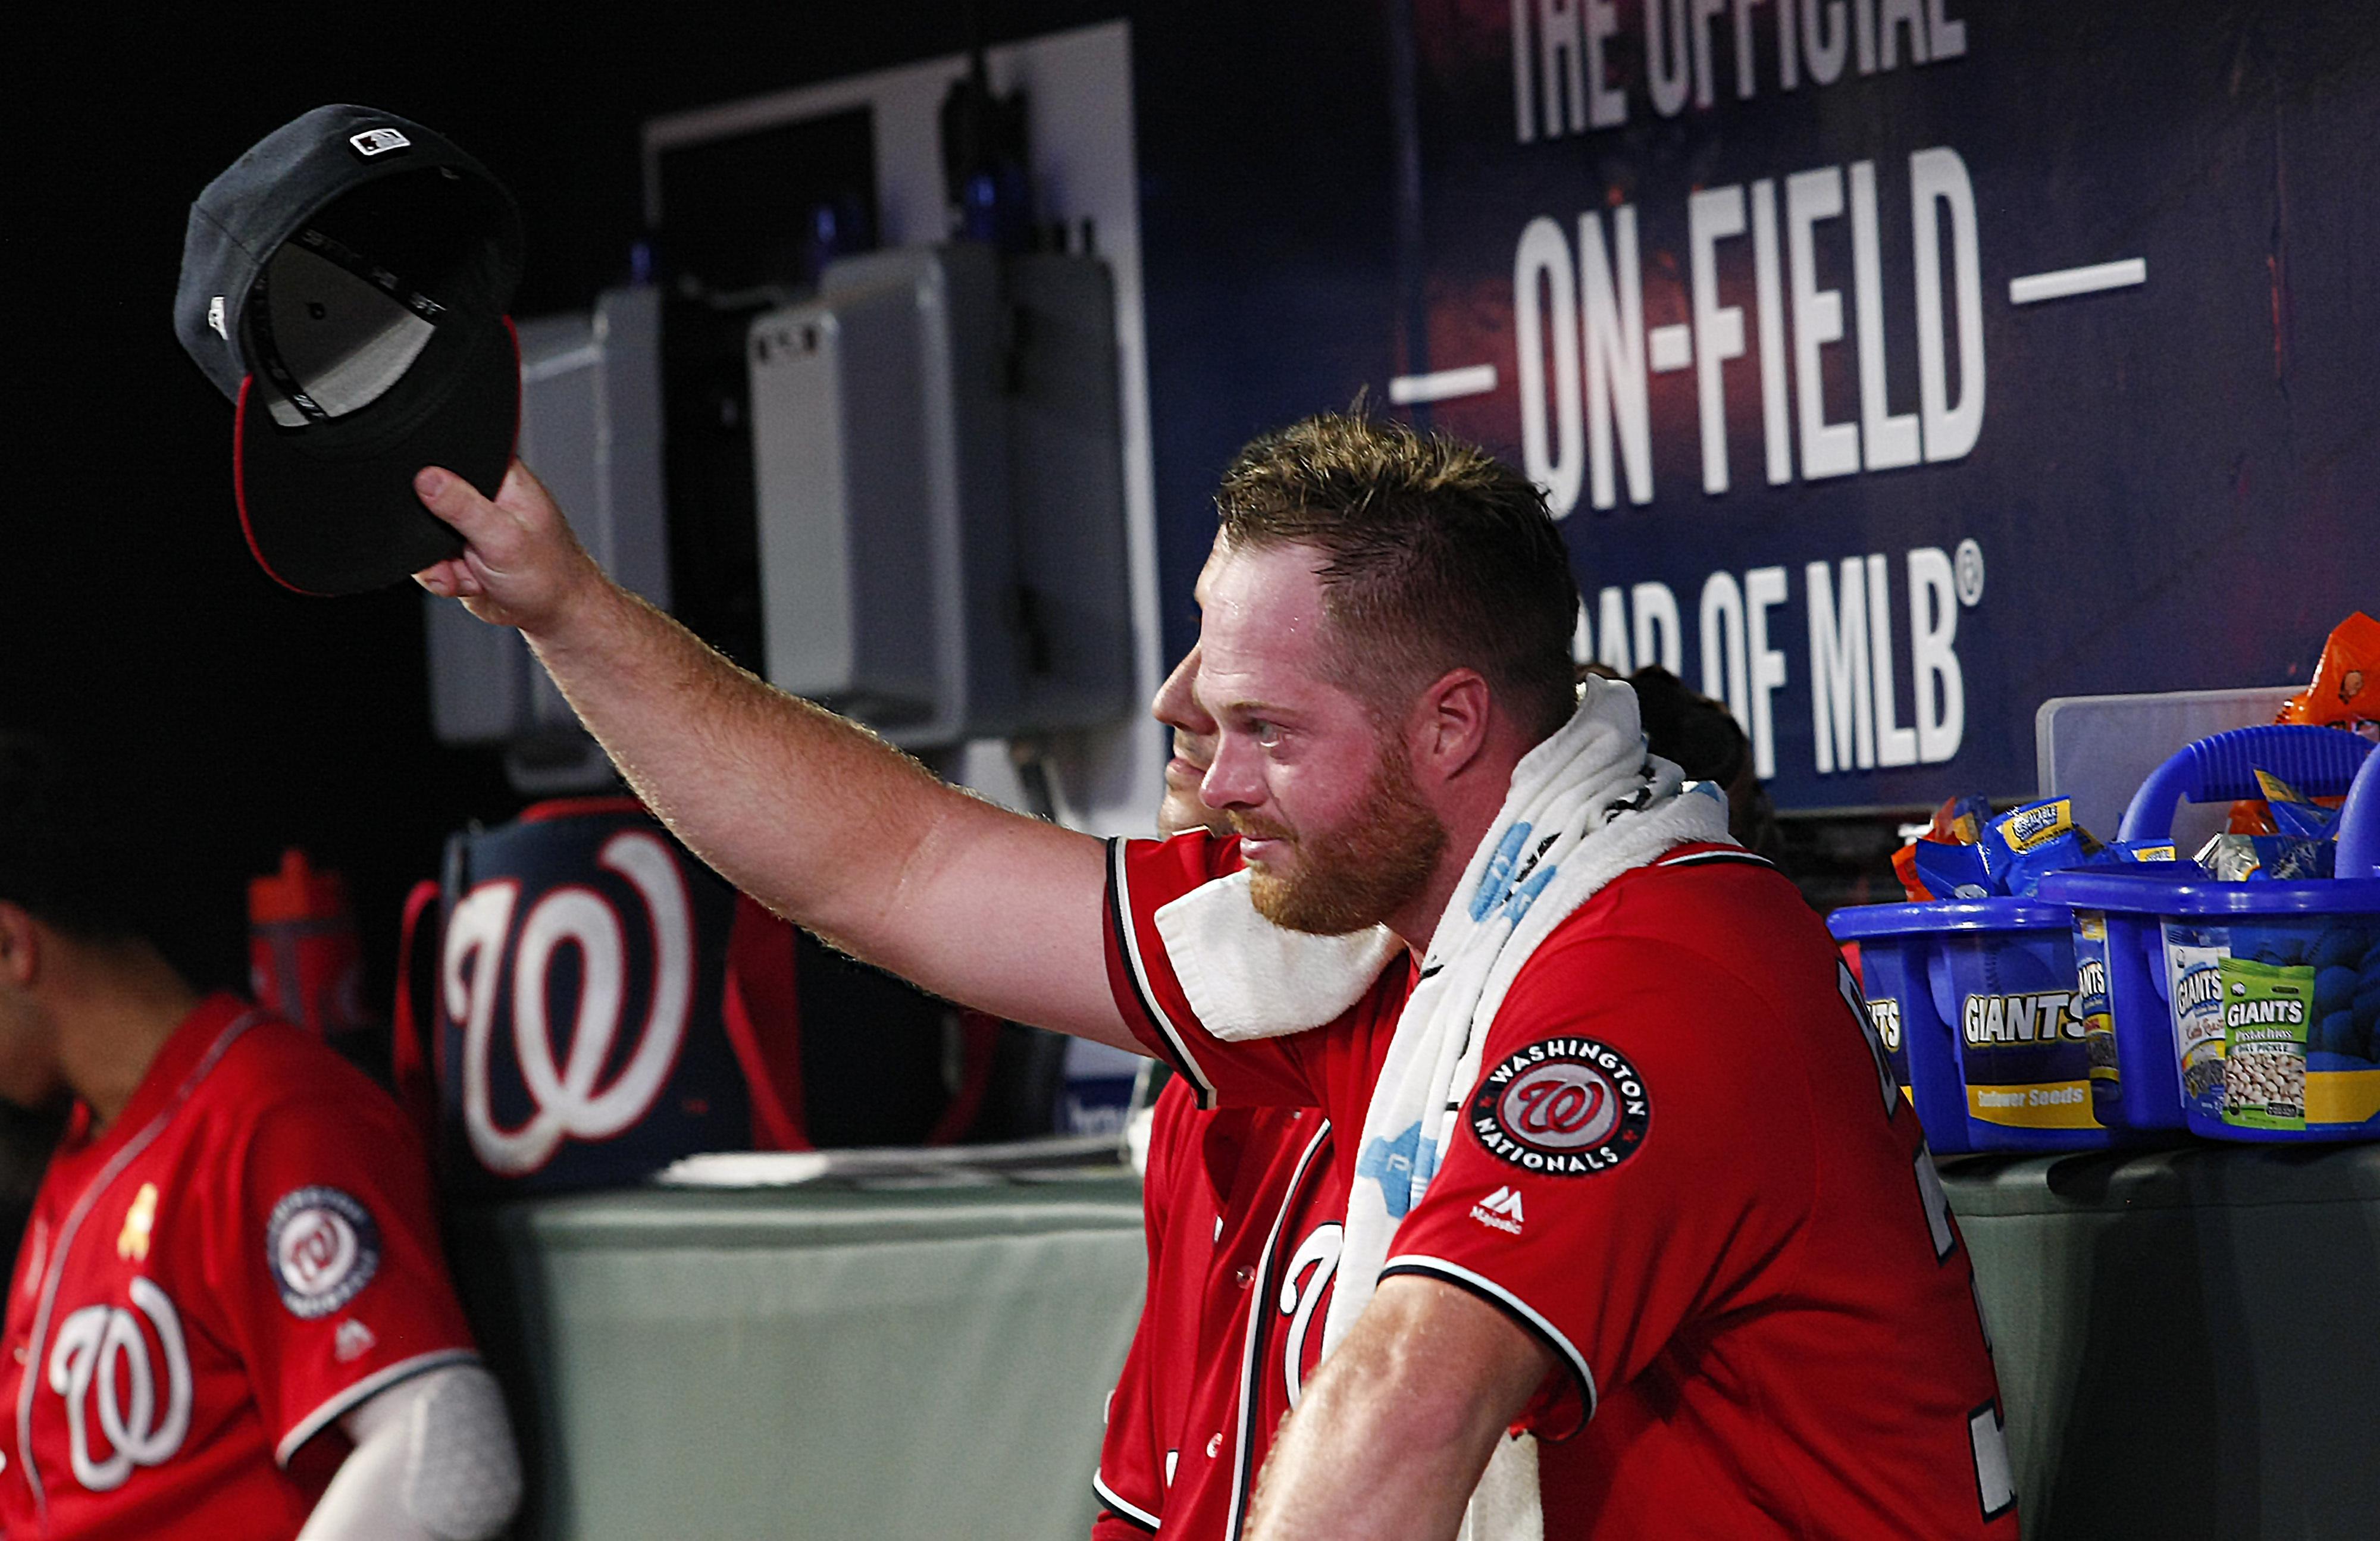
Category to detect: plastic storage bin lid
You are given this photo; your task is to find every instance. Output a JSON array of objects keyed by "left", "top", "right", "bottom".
[
  {"left": 2038, "top": 867, "right": 2380, "bottom": 916},
  {"left": 1827, "top": 896, "right": 2071, "bottom": 940}
]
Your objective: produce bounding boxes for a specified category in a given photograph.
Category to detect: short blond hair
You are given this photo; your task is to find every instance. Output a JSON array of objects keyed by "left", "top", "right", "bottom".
[{"left": 1214, "top": 414, "right": 1580, "bottom": 740}]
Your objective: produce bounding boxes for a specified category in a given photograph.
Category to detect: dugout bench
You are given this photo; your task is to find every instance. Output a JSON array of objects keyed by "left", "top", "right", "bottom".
[{"left": 450, "top": 1144, "right": 2380, "bottom": 1540}]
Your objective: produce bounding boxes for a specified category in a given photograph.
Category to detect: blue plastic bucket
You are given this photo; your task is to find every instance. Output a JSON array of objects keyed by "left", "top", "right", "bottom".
[
  {"left": 1830, "top": 910, "right": 1965, "bottom": 1150},
  {"left": 2036, "top": 869, "right": 2380, "bottom": 1142},
  {"left": 1830, "top": 898, "right": 2113, "bottom": 1152},
  {"left": 1831, "top": 929, "right": 1923, "bottom": 1131},
  {"left": 2034, "top": 864, "right": 2197, "bottom": 1132}
]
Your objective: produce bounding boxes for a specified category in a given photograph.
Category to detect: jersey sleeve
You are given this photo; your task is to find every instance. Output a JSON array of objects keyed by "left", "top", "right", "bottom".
[
  {"left": 209, "top": 1070, "right": 480, "bottom": 1465},
  {"left": 1103, "top": 835, "right": 1325, "bottom": 1110},
  {"left": 1092, "top": 1081, "right": 1202, "bottom": 1534},
  {"left": 1380, "top": 930, "right": 1811, "bottom": 1440}
]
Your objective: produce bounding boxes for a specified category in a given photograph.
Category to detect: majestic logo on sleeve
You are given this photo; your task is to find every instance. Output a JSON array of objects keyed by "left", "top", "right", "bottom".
[
  {"left": 266, "top": 1187, "right": 382, "bottom": 1319},
  {"left": 47, "top": 1279, "right": 192, "bottom": 1492},
  {"left": 1468, "top": 1038, "right": 1649, "bottom": 1176},
  {"left": 1469, "top": 1186, "right": 1527, "bottom": 1233},
  {"left": 334, "top": 1318, "right": 378, "bottom": 1364}
]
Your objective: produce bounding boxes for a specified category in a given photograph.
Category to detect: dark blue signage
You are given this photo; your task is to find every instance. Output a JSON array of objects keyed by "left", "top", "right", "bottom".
[{"left": 1386, "top": 1, "right": 2377, "bottom": 809}]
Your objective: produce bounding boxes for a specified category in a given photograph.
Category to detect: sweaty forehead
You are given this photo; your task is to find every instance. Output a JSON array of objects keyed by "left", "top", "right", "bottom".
[
  {"left": 1197, "top": 540, "right": 1325, "bottom": 646},
  {"left": 1194, "top": 540, "right": 1338, "bottom": 706}
]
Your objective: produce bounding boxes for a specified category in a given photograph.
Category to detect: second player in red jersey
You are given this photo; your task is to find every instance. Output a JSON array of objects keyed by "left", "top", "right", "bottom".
[
  {"left": 1095, "top": 1086, "right": 1343, "bottom": 1537},
  {"left": 1, "top": 997, "right": 486, "bottom": 1540},
  {"left": 0, "top": 732, "right": 518, "bottom": 1541},
  {"left": 1095, "top": 646, "right": 1351, "bottom": 1540}
]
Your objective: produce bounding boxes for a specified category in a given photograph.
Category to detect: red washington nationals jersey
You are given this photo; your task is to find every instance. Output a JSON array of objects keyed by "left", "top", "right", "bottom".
[
  {"left": 1093, "top": 1079, "right": 1345, "bottom": 1539},
  {"left": 1103, "top": 834, "right": 2018, "bottom": 1539},
  {"left": 1, "top": 994, "right": 481, "bottom": 1540}
]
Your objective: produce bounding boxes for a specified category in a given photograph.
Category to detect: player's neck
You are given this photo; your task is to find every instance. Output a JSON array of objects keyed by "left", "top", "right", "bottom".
[
  {"left": 1383, "top": 740, "right": 1535, "bottom": 956},
  {"left": 52, "top": 941, "right": 202, "bottom": 1133},
  {"left": 1383, "top": 863, "right": 1463, "bottom": 960}
]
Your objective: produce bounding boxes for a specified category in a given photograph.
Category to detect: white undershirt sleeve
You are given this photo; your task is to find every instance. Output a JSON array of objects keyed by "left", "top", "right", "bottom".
[{"left": 294, "top": 1363, "right": 522, "bottom": 1541}]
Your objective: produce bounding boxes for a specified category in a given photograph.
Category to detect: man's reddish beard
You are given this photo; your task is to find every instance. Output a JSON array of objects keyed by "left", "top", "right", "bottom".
[{"left": 1235, "top": 744, "right": 1447, "bottom": 935}]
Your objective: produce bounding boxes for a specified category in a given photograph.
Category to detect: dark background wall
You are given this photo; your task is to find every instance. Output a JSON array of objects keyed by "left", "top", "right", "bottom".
[
  {"left": 12, "top": 3, "right": 2374, "bottom": 1006},
  {"left": 9, "top": 2, "right": 1399, "bottom": 1001}
]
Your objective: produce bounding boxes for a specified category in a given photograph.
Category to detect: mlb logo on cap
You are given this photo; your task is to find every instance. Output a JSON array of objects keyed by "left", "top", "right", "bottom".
[
  {"left": 174, "top": 105, "right": 525, "bottom": 596},
  {"left": 348, "top": 128, "right": 412, "bottom": 157}
]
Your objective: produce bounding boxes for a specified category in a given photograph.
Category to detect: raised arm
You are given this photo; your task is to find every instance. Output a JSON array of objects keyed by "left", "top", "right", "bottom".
[{"left": 411, "top": 460, "right": 1133, "bottom": 1049}]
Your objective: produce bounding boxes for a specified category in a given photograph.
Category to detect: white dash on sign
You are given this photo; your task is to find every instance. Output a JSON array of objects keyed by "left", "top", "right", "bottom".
[
  {"left": 1648, "top": 324, "right": 1693, "bottom": 372},
  {"left": 1388, "top": 364, "right": 1498, "bottom": 405},
  {"left": 2009, "top": 258, "right": 2147, "bottom": 305}
]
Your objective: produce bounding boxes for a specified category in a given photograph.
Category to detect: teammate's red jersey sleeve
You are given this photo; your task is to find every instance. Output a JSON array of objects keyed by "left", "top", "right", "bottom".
[
  {"left": 206, "top": 1046, "right": 478, "bottom": 1463},
  {"left": 1107, "top": 835, "right": 1305, "bottom": 1108}
]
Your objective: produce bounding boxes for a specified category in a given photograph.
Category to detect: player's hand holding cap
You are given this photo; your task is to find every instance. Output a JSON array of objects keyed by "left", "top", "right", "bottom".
[{"left": 174, "top": 105, "right": 524, "bottom": 596}]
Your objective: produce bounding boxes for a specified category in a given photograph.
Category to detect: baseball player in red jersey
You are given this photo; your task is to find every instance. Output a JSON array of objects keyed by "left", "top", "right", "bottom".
[
  {"left": 1098, "top": 655, "right": 1799, "bottom": 1540},
  {"left": 0, "top": 736, "right": 520, "bottom": 1540},
  {"left": 1094, "top": 649, "right": 1349, "bottom": 1540},
  {"left": 415, "top": 411, "right": 2016, "bottom": 1536},
  {"left": 1107, "top": 829, "right": 2013, "bottom": 1538}
]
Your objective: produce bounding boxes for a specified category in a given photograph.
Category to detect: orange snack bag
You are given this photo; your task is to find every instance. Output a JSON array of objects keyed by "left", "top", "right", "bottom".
[
  {"left": 2229, "top": 612, "right": 2380, "bottom": 833},
  {"left": 2279, "top": 610, "right": 2380, "bottom": 731}
]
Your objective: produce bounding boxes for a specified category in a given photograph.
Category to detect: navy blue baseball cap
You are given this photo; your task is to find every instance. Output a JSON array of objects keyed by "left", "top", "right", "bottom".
[{"left": 175, "top": 105, "right": 524, "bottom": 595}]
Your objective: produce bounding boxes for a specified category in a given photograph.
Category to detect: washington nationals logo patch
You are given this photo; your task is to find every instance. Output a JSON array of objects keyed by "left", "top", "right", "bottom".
[
  {"left": 266, "top": 1187, "right": 381, "bottom": 1318},
  {"left": 1468, "top": 1038, "right": 1649, "bottom": 1176}
]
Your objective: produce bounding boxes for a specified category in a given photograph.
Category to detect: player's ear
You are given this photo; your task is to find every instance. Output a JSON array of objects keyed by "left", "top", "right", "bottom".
[
  {"left": 0, "top": 903, "right": 40, "bottom": 990},
  {"left": 1411, "top": 667, "right": 1493, "bottom": 781}
]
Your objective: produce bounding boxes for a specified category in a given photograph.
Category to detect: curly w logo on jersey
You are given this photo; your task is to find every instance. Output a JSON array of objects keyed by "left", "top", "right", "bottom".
[
  {"left": 1467, "top": 1039, "right": 1651, "bottom": 1176},
  {"left": 45, "top": 1280, "right": 193, "bottom": 1492}
]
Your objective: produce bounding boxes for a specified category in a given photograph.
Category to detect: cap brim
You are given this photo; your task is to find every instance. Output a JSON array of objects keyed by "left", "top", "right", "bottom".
[{"left": 234, "top": 317, "right": 519, "bottom": 596}]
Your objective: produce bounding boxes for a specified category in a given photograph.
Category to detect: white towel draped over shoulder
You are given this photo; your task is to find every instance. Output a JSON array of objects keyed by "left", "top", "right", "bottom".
[
  {"left": 1141, "top": 676, "right": 1734, "bottom": 1540},
  {"left": 1154, "top": 868, "right": 1401, "bottom": 1041}
]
